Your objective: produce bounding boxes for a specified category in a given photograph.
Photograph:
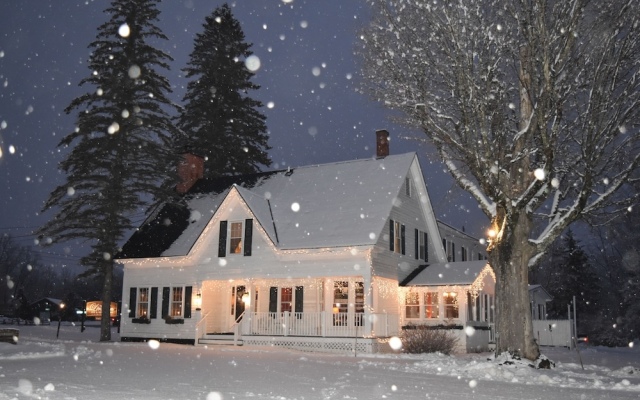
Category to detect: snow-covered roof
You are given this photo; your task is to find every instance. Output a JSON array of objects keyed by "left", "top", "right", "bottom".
[
  {"left": 405, "top": 260, "right": 490, "bottom": 286},
  {"left": 119, "top": 153, "right": 417, "bottom": 258}
]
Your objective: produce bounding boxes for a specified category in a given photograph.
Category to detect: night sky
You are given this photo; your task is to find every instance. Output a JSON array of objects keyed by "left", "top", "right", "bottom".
[{"left": 0, "top": 0, "right": 486, "bottom": 269}]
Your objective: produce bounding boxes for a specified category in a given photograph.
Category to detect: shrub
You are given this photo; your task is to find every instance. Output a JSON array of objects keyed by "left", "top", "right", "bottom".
[{"left": 401, "top": 325, "right": 460, "bottom": 355}]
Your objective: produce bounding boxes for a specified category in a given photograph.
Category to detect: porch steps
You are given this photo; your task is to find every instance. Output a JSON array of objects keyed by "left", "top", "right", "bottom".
[{"left": 198, "top": 334, "right": 243, "bottom": 346}]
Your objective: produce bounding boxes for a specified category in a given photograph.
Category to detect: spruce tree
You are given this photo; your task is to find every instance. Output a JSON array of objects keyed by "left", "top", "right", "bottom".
[
  {"left": 546, "top": 230, "right": 601, "bottom": 319},
  {"left": 178, "top": 4, "right": 271, "bottom": 177},
  {"left": 38, "top": 0, "right": 179, "bottom": 341}
]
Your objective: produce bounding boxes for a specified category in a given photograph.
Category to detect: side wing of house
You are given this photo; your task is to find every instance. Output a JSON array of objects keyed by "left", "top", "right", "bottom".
[
  {"left": 371, "top": 156, "right": 447, "bottom": 283},
  {"left": 437, "top": 221, "right": 488, "bottom": 263}
]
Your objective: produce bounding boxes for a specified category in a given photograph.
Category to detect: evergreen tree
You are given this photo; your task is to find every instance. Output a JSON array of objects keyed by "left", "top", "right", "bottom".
[
  {"left": 38, "top": 0, "right": 179, "bottom": 341},
  {"left": 178, "top": 4, "right": 271, "bottom": 177},
  {"left": 545, "top": 230, "right": 601, "bottom": 319}
]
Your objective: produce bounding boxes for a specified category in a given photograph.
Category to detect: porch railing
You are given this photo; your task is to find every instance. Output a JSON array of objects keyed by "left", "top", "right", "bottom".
[
  {"left": 195, "top": 311, "right": 211, "bottom": 343},
  {"left": 241, "top": 311, "right": 399, "bottom": 338}
]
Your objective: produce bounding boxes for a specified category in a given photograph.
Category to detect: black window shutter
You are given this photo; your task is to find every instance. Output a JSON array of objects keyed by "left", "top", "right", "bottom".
[
  {"left": 218, "top": 220, "right": 228, "bottom": 257},
  {"left": 244, "top": 219, "right": 253, "bottom": 256},
  {"left": 401, "top": 224, "right": 406, "bottom": 255},
  {"left": 414, "top": 229, "right": 419, "bottom": 260},
  {"left": 389, "top": 219, "right": 394, "bottom": 251},
  {"left": 184, "top": 286, "right": 192, "bottom": 318},
  {"left": 452, "top": 243, "right": 456, "bottom": 262},
  {"left": 269, "top": 287, "right": 278, "bottom": 313},
  {"left": 295, "top": 286, "right": 304, "bottom": 314},
  {"left": 424, "top": 232, "right": 429, "bottom": 262},
  {"left": 161, "top": 287, "right": 170, "bottom": 318},
  {"left": 129, "top": 287, "right": 137, "bottom": 318},
  {"left": 150, "top": 287, "right": 158, "bottom": 319}
]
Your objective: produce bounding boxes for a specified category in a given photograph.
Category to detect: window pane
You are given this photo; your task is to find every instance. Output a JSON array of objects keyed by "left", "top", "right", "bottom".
[
  {"left": 333, "top": 281, "right": 348, "bottom": 326},
  {"left": 281, "top": 287, "right": 292, "bottom": 313},
  {"left": 230, "top": 222, "right": 243, "bottom": 254},
  {"left": 444, "top": 292, "right": 459, "bottom": 319},
  {"left": 405, "top": 292, "right": 419, "bottom": 319},
  {"left": 394, "top": 221, "right": 401, "bottom": 253},
  {"left": 424, "top": 292, "right": 439, "bottom": 318},
  {"left": 138, "top": 288, "right": 149, "bottom": 317},
  {"left": 171, "top": 287, "right": 183, "bottom": 317}
]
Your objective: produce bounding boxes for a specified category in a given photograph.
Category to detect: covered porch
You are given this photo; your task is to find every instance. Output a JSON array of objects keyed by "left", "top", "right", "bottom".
[{"left": 195, "top": 276, "right": 401, "bottom": 350}]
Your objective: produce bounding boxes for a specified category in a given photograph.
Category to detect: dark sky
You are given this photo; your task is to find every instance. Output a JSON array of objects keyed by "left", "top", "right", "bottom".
[{"left": 0, "top": 0, "right": 487, "bottom": 269}]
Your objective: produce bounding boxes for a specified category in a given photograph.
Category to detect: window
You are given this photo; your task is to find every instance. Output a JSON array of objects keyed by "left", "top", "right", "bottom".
[
  {"left": 405, "top": 292, "right": 420, "bottom": 319},
  {"left": 280, "top": 287, "right": 293, "bottom": 313},
  {"left": 461, "top": 246, "right": 468, "bottom": 261},
  {"left": 390, "top": 219, "right": 405, "bottom": 254},
  {"left": 268, "top": 286, "right": 303, "bottom": 315},
  {"left": 138, "top": 288, "right": 149, "bottom": 318},
  {"left": 129, "top": 287, "right": 158, "bottom": 319},
  {"left": 424, "top": 292, "right": 439, "bottom": 318},
  {"left": 443, "top": 239, "right": 455, "bottom": 262},
  {"left": 443, "top": 292, "right": 459, "bottom": 319},
  {"left": 333, "top": 281, "right": 348, "bottom": 326},
  {"left": 355, "top": 282, "right": 364, "bottom": 326},
  {"left": 405, "top": 176, "right": 411, "bottom": 197},
  {"left": 218, "top": 219, "right": 253, "bottom": 257},
  {"left": 230, "top": 222, "right": 243, "bottom": 254},
  {"left": 161, "top": 286, "right": 192, "bottom": 319},
  {"left": 170, "top": 287, "right": 183, "bottom": 317},
  {"left": 415, "top": 230, "right": 428, "bottom": 262}
]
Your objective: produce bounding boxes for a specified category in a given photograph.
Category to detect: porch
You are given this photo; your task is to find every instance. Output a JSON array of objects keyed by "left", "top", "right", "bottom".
[{"left": 196, "top": 311, "right": 401, "bottom": 353}]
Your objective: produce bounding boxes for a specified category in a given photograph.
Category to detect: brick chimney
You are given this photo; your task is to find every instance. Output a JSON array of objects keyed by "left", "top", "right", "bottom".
[
  {"left": 376, "top": 129, "right": 390, "bottom": 158},
  {"left": 176, "top": 153, "right": 204, "bottom": 194}
]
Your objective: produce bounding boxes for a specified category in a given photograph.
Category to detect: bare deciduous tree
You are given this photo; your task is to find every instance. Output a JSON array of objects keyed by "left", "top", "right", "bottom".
[{"left": 358, "top": 0, "right": 640, "bottom": 359}]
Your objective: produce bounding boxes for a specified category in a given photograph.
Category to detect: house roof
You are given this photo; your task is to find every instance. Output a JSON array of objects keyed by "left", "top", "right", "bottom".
[
  {"left": 404, "top": 260, "right": 490, "bottom": 286},
  {"left": 528, "top": 284, "right": 553, "bottom": 301},
  {"left": 119, "top": 152, "right": 418, "bottom": 258}
]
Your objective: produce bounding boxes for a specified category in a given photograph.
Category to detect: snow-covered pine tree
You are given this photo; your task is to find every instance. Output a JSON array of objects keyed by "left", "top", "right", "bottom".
[
  {"left": 358, "top": 0, "right": 640, "bottom": 359},
  {"left": 544, "top": 230, "right": 601, "bottom": 319},
  {"left": 177, "top": 4, "right": 271, "bottom": 177},
  {"left": 38, "top": 0, "right": 180, "bottom": 341}
]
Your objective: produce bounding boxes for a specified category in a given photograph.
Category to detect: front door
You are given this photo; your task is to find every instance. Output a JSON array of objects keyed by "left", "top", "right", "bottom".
[{"left": 232, "top": 285, "right": 246, "bottom": 322}]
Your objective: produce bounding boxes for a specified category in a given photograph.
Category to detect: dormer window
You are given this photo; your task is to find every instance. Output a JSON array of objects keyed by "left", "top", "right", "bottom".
[
  {"left": 218, "top": 219, "right": 253, "bottom": 257},
  {"left": 230, "top": 221, "right": 243, "bottom": 254}
]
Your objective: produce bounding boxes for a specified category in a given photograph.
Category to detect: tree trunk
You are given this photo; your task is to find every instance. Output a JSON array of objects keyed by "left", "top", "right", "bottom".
[
  {"left": 100, "top": 259, "right": 114, "bottom": 342},
  {"left": 490, "top": 210, "right": 539, "bottom": 360}
]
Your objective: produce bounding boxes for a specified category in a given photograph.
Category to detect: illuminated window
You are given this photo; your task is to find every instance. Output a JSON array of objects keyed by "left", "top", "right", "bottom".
[
  {"left": 230, "top": 222, "right": 243, "bottom": 254},
  {"left": 218, "top": 219, "right": 253, "bottom": 257},
  {"left": 280, "top": 287, "right": 293, "bottom": 313},
  {"left": 137, "top": 288, "right": 149, "bottom": 317},
  {"left": 424, "top": 292, "right": 439, "bottom": 319},
  {"left": 405, "top": 292, "right": 420, "bottom": 319},
  {"left": 170, "top": 287, "right": 183, "bottom": 317},
  {"left": 355, "top": 281, "right": 364, "bottom": 326},
  {"left": 443, "top": 292, "right": 459, "bottom": 319},
  {"left": 333, "top": 281, "right": 348, "bottom": 326}
]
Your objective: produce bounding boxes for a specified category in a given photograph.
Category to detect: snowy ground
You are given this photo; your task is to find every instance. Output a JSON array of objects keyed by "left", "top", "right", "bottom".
[{"left": 0, "top": 323, "right": 638, "bottom": 399}]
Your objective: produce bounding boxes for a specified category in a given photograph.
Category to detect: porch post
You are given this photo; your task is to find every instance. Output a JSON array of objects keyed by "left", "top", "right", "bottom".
[{"left": 363, "top": 274, "right": 373, "bottom": 337}]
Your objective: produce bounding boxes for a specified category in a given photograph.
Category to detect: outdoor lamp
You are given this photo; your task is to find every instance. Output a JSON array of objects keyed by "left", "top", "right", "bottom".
[
  {"left": 241, "top": 292, "right": 250, "bottom": 306},
  {"left": 194, "top": 290, "right": 202, "bottom": 311}
]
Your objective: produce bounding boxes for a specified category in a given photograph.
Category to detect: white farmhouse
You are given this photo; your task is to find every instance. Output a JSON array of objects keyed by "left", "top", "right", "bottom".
[{"left": 116, "top": 130, "right": 495, "bottom": 353}]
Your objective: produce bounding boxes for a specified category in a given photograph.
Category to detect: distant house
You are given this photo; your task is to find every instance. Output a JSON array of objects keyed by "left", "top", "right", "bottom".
[
  {"left": 529, "top": 284, "right": 553, "bottom": 320},
  {"left": 30, "top": 297, "right": 63, "bottom": 323},
  {"left": 116, "top": 130, "right": 494, "bottom": 353}
]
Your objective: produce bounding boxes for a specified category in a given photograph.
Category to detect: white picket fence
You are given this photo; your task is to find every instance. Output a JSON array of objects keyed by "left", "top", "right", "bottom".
[{"left": 532, "top": 319, "right": 573, "bottom": 348}]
